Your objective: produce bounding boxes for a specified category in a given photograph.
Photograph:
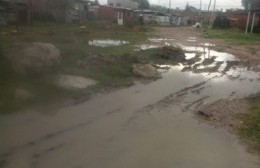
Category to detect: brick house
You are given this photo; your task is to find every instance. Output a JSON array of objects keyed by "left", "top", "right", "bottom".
[{"left": 98, "top": 5, "right": 133, "bottom": 25}]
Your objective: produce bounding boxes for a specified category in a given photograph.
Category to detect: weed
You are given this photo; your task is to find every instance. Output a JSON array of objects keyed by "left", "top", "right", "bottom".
[{"left": 238, "top": 95, "right": 260, "bottom": 154}]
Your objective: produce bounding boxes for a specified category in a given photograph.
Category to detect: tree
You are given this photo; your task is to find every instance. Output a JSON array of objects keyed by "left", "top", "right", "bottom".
[
  {"left": 46, "top": 0, "right": 74, "bottom": 22},
  {"left": 132, "top": 0, "right": 150, "bottom": 9},
  {"left": 242, "top": 0, "right": 260, "bottom": 10},
  {"left": 150, "top": 5, "right": 168, "bottom": 12},
  {"left": 185, "top": 3, "right": 199, "bottom": 12},
  {"left": 185, "top": 2, "right": 189, "bottom": 10},
  {"left": 93, "top": 0, "right": 99, "bottom": 6}
]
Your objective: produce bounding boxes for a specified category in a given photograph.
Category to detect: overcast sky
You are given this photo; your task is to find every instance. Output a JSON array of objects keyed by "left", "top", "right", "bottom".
[{"left": 98, "top": 0, "right": 244, "bottom": 10}]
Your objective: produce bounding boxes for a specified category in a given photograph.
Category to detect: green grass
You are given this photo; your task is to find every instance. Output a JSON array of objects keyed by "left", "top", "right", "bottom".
[
  {"left": 0, "top": 21, "right": 149, "bottom": 113},
  {"left": 203, "top": 28, "right": 260, "bottom": 44},
  {"left": 238, "top": 95, "right": 260, "bottom": 154}
]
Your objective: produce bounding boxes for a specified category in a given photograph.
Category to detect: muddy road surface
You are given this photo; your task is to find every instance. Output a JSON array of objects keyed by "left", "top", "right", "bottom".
[{"left": 0, "top": 27, "right": 260, "bottom": 168}]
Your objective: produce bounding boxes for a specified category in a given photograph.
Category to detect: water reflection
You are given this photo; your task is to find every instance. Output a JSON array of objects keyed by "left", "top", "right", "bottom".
[{"left": 88, "top": 39, "right": 129, "bottom": 47}]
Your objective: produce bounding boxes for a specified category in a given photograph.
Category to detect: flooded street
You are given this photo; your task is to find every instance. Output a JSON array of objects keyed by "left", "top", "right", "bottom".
[{"left": 1, "top": 35, "right": 260, "bottom": 168}]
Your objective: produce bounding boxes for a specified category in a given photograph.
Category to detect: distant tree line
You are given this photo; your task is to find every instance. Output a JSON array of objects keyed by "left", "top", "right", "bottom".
[
  {"left": 242, "top": 0, "right": 260, "bottom": 10},
  {"left": 132, "top": 0, "right": 150, "bottom": 9}
]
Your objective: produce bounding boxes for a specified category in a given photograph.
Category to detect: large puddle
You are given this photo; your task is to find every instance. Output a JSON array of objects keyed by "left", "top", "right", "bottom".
[{"left": 0, "top": 38, "right": 259, "bottom": 168}]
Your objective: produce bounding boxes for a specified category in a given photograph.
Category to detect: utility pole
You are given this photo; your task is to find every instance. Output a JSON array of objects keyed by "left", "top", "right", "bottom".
[
  {"left": 209, "top": 0, "right": 216, "bottom": 27},
  {"left": 169, "top": 0, "right": 171, "bottom": 9},
  {"left": 199, "top": 0, "right": 202, "bottom": 22},
  {"left": 245, "top": 3, "right": 251, "bottom": 34},
  {"left": 208, "top": 0, "right": 212, "bottom": 12},
  {"left": 200, "top": 0, "right": 202, "bottom": 12}
]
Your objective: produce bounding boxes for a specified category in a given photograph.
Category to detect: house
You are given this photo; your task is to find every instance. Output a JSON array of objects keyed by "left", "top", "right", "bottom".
[
  {"left": 0, "top": 0, "right": 30, "bottom": 25},
  {"left": 98, "top": 5, "right": 133, "bottom": 25},
  {"left": 69, "top": 0, "right": 97, "bottom": 23},
  {"left": 237, "top": 11, "right": 260, "bottom": 32},
  {"left": 171, "top": 14, "right": 188, "bottom": 26},
  {"left": 134, "top": 10, "right": 170, "bottom": 25},
  {"left": 107, "top": 0, "right": 138, "bottom": 9}
]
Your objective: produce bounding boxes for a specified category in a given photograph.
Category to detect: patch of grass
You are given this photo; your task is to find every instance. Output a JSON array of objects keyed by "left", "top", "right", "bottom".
[
  {"left": 0, "top": 21, "right": 149, "bottom": 113},
  {"left": 238, "top": 95, "right": 260, "bottom": 154},
  {"left": 203, "top": 28, "right": 260, "bottom": 44}
]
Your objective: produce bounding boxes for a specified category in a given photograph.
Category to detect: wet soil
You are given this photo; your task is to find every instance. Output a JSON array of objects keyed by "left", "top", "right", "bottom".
[{"left": 0, "top": 27, "right": 260, "bottom": 168}]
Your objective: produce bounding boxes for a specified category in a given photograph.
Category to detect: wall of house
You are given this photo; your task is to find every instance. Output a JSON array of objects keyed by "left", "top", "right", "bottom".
[
  {"left": 107, "top": 0, "right": 138, "bottom": 9},
  {"left": 32, "top": 0, "right": 47, "bottom": 14},
  {"left": 238, "top": 14, "right": 260, "bottom": 31},
  {"left": 142, "top": 13, "right": 170, "bottom": 25},
  {"left": 98, "top": 6, "right": 133, "bottom": 25},
  {"left": 98, "top": 6, "right": 117, "bottom": 20}
]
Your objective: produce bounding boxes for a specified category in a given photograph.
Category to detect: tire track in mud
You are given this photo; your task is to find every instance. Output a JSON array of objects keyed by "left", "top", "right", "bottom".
[
  {"left": 0, "top": 108, "right": 123, "bottom": 166},
  {"left": 125, "top": 76, "right": 219, "bottom": 126}
]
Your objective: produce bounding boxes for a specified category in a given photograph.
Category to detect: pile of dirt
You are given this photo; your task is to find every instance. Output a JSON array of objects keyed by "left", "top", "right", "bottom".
[
  {"left": 153, "top": 46, "right": 186, "bottom": 62},
  {"left": 132, "top": 63, "right": 161, "bottom": 79},
  {"left": 6, "top": 42, "right": 61, "bottom": 74}
]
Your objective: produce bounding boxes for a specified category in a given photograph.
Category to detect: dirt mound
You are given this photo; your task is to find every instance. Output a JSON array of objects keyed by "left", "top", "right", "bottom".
[
  {"left": 132, "top": 63, "right": 161, "bottom": 79},
  {"left": 153, "top": 46, "right": 186, "bottom": 62},
  {"left": 7, "top": 42, "right": 61, "bottom": 74}
]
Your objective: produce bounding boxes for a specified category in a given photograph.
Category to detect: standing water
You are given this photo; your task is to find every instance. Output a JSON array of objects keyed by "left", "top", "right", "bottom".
[{"left": 0, "top": 38, "right": 259, "bottom": 168}]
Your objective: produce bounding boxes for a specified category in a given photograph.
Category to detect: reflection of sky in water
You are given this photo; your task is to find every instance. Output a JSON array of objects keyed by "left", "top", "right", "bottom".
[
  {"left": 88, "top": 39, "right": 129, "bottom": 47},
  {"left": 148, "top": 38, "right": 176, "bottom": 43},
  {"left": 138, "top": 38, "right": 259, "bottom": 83},
  {"left": 183, "top": 46, "right": 238, "bottom": 62}
]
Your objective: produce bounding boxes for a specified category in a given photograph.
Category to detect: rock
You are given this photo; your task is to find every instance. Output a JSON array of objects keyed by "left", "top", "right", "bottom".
[
  {"left": 57, "top": 75, "right": 97, "bottom": 89},
  {"left": 7, "top": 42, "right": 61, "bottom": 74},
  {"left": 15, "top": 88, "right": 33, "bottom": 101},
  {"left": 197, "top": 110, "right": 213, "bottom": 119},
  {"left": 132, "top": 64, "right": 161, "bottom": 79}
]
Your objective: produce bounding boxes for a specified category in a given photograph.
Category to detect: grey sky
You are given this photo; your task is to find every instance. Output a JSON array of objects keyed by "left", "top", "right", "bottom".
[{"left": 98, "top": 0, "right": 244, "bottom": 10}]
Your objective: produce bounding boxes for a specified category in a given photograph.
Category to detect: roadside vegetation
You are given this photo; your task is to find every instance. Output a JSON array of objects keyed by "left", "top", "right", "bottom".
[
  {"left": 239, "top": 95, "right": 260, "bottom": 154},
  {"left": 0, "top": 21, "right": 150, "bottom": 113},
  {"left": 203, "top": 28, "right": 260, "bottom": 44},
  {"left": 0, "top": 20, "right": 187, "bottom": 113}
]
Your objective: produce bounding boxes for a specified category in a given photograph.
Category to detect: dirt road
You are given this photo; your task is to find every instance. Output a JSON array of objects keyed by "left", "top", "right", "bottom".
[{"left": 0, "top": 27, "right": 260, "bottom": 168}]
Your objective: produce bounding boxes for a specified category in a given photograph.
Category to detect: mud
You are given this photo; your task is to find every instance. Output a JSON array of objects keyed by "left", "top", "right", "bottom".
[
  {"left": 197, "top": 99, "right": 251, "bottom": 129},
  {"left": 0, "top": 28, "right": 260, "bottom": 168}
]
